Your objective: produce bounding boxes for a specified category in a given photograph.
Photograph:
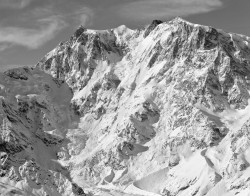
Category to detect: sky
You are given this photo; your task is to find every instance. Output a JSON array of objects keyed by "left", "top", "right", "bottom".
[{"left": 0, "top": 0, "right": 249, "bottom": 70}]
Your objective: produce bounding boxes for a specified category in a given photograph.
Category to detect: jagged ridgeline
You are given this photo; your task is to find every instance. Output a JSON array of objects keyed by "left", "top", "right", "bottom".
[{"left": 1, "top": 17, "right": 250, "bottom": 196}]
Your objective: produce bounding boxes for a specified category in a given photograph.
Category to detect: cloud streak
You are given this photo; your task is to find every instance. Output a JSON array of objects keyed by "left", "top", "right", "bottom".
[
  {"left": 119, "top": 0, "right": 222, "bottom": 21},
  {"left": 76, "top": 7, "right": 94, "bottom": 27},
  {"left": 0, "top": 3, "right": 94, "bottom": 51},
  {"left": 59, "top": 7, "right": 94, "bottom": 27},
  {"left": 0, "top": 16, "right": 67, "bottom": 49},
  {"left": 0, "top": 0, "right": 33, "bottom": 9}
]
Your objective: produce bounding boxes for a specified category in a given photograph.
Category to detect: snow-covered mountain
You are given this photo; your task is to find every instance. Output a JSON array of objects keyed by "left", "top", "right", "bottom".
[{"left": 1, "top": 17, "right": 250, "bottom": 196}]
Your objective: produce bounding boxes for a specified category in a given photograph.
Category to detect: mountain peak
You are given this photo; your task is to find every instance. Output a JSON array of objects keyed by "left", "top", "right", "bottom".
[
  {"left": 73, "top": 25, "right": 86, "bottom": 38},
  {"left": 144, "top": 19, "right": 163, "bottom": 37},
  {"left": 150, "top": 19, "right": 163, "bottom": 25},
  {"left": 171, "top": 16, "right": 189, "bottom": 23}
]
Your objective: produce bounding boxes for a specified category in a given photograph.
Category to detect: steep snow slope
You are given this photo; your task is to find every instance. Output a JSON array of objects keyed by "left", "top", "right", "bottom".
[{"left": 2, "top": 17, "right": 250, "bottom": 196}]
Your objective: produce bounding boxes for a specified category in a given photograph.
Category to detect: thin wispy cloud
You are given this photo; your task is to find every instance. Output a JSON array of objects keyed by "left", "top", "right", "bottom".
[
  {"left": 75, "top": 7, "right": 94, "bottom": 27},
  {"left": 0, "top": 0, "right": 33, "bottom": 9},
  {"left": 0, "top": 2, "right": 94, "bottom": 52},
  {"left": 119, "top": 0, "right": 223, "bottom": 21},
  {"left": 0, "top": 43, "right": 12, "bottom": 52},
  {"left": 27, "top": 5, "right": 94, "bottom": 27},
  {"left": 0, "top": 16, "right": 66, "bottom": 49}
]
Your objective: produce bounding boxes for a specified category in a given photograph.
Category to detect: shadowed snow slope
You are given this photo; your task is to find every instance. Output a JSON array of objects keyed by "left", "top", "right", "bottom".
[{"left": 2, "top": 17, "right": 250, "bottom": 196}]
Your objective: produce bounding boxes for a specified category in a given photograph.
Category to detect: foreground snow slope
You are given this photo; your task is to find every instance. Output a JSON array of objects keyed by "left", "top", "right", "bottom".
[{"left": 2, "top": 17, "right": 250, "bottom": 195}]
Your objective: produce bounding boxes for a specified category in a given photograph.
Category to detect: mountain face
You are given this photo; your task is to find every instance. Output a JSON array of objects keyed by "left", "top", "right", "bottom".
[{"left": 1, "top": 17, "right": 250, "bottom": 196}]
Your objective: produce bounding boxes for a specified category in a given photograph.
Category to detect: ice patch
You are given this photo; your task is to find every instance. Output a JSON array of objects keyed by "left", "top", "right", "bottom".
[{"left": 196, "top": 98, "right": 250, "bottom": 131}]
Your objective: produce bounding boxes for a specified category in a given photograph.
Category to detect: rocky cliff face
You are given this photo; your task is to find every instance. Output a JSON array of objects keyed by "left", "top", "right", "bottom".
[{"left": 1, "top": 17, "right": 250, "bottom": 196}]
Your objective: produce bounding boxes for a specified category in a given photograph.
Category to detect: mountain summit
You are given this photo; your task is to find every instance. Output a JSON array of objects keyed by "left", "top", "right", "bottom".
[{"left": 1, "top": 17, "right": 250, "bottom": 195}]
